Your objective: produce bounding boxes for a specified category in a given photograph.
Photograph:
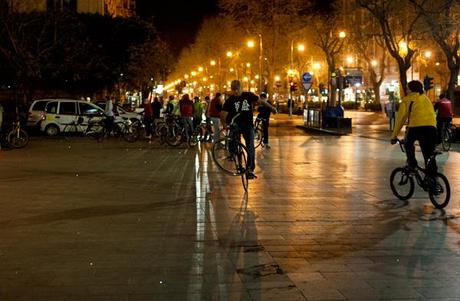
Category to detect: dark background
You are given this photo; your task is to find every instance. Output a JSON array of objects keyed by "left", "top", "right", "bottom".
[{"left": 136, "top": 0, "right": 219, "bottom": 55}]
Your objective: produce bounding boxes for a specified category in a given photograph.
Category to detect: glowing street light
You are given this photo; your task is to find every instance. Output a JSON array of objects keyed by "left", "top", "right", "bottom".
[
  {"left": 399, "top": 41, "right": 408, "bottom": 56},
  {"left": 198, "top": 66, "right": 204, "bottom": 72},
  {"left": 371, "top": 60, "right": 378, "bottom": 66},
  {"left": 191, "top": 71, "right": 197, "bottom": 76},
  {"left": 229, "top": 68, "right": 235, "bottom": 72},
  {"left": 346, "top": 56, "right": 354, "bottom": 64},
  {"left": 274, "top": 75, "right": 281, "bottom": 81},
  {"left": 313, "top": 62, "right": 321, "bottom": 70},
  {"left": 246, "top": 62, "right": 251, "bottom": 68},
  {"left": 210, "top": 60, "right": 216, "bottom": 66},
  {"left": 247, "top": 40, "right": 255, "bottom": 48},
  {"left": 297, "top": 44, "right": 305, "bottom": 52},
  {"left": 226, "top": 51, "right": 233, "bottom": 58},
  {"left": 424, "top": 50, "right": 432, "bottom": 58},
  {"left": 339, "top": 31, "right": 346, "bottom": 38}
]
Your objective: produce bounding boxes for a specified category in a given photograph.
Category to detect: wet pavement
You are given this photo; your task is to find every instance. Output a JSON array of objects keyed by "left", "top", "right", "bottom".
[{"left": 1, "top": 114, "right": 460, "bottom": 300}]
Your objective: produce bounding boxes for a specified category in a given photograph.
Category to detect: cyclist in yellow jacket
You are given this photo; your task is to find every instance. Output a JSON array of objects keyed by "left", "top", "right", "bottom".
[{"left": 391, "top": 80, "right": 437, "bottom": 174}]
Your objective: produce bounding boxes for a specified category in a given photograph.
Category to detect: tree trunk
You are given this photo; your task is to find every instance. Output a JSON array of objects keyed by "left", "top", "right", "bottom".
[
  {"left": 398, "top": 63, "right": 409, "bottom": 97},
  {"left": 447, "top": 65, "right": 459, "bottom": 107}
]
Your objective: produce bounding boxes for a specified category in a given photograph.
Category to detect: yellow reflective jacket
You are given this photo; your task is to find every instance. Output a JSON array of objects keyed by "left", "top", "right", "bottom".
[{"left": 391, "top": 92, "right": 436, "bottom": 139}]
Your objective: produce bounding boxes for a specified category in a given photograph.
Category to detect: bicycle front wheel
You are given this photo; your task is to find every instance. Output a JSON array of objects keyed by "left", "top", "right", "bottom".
[
  {"left": 238, "top": 150, "right": 248, "bottom": 191},
  {"left": 7, "top": 129, "right": 29, "bottom": 148},
  {"left": 428, "top": 173, "right": 450, "bottom": 209},
  {"left": 212, "top": 137, "right": 248, "bottom": 176},
  {"left": 390, "top": 167, "right": 414, "bottom": 200}
]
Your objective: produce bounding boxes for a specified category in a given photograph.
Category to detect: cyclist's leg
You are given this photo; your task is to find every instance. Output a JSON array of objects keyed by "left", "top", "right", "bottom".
[
  {"left": 211, "top": 117, "right": 220, "bottom": 141},
  {"left": 262, "top": 118, "right": 269, "bottom": 144},
  {"left": 418, "top": 126, "right": 437, "bottom": 176},
  {"left": 404, "top": 127, "right": 418, "bottom": 169},
  {"left": 241, "top": 126, "right": 255, "bottom": 172}
]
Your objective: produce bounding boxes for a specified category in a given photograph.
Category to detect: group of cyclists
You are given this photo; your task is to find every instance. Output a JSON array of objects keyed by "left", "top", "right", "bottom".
[{"left": 142, "top": 80, "right": 277, "bottom": 179}]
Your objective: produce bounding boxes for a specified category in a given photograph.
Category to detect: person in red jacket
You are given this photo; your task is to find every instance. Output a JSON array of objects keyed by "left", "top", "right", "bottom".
[
  {"left": 143, "top": 98, "right": 154, "bottom": 140},
  {"left": 179, "top": 94, "right": 194, "bottom": 137},
  {"left": 434, "top": 93, "right": 454, "bottom": 144}
]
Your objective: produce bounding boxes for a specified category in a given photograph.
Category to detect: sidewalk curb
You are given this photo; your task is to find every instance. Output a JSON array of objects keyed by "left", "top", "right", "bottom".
[{"left": 296, "top": 125, "right": 349, "bottom": 136}]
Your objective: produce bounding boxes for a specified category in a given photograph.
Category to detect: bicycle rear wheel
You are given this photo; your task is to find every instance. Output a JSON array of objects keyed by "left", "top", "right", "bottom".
[
  {"left": 254, "top": 127, "right": 263, "bottom": 149},
  {"left": 441, "top": 128, "right": 451, "bottom": 151},
  {"left": 428, "top": 173, "right": 450, "bottom": 209},
  {"left": 212, "top": 137, "right": 248, "bottom": 176},
  {"left": 7, "top": 129, "right": 29, "bottom": 148},
  {"left": 390, "top": 167, "right": 415, "bottom": 200}
]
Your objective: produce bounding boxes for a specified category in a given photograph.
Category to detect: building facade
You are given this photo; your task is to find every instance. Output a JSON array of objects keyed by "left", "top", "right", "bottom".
[{"left": 9, "top": 0, "right": 135, "bottom": 17}]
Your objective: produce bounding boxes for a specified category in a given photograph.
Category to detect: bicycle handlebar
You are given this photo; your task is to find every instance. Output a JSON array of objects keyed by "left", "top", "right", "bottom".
[{"left": 392, "top": 138, "right": 406, "bottom": 153}]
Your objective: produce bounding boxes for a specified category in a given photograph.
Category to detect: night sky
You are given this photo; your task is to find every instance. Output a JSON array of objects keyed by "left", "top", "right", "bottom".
[{"left": 136, "top": 0, "right": 219, "bottom": 56}]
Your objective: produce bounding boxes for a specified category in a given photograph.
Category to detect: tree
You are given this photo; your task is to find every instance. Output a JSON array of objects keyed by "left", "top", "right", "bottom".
[
  {"left": 219, "top": 0, "right": 303, "bottom": 96},
  {"left": 358, "top": 0, "right": 424, "bottom": 96},
  {"left": 298, "top": 0, "right": 344, "bottom": 106},
  {"left": 410, "top": 0, "right": 460, "bottom": 107},
  {"left": 346, "top": 4, "right": 387, "bottom": 106}
]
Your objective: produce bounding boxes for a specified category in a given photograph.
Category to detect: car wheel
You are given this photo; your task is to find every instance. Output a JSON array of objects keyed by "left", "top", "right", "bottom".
[{"left": 45, "top": 124, "right": 60, "bottom": 136}]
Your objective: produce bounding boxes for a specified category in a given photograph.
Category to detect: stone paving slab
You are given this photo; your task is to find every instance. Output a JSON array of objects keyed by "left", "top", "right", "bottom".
[{"left": 0, "top": 133, "right": 460, "bottom": 300}]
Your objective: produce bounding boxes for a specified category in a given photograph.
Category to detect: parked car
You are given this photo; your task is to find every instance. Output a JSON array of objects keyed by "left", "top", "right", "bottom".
[
  {"left": 27, "top": 99, "right": 52, "bottom": 129},
  {"left": 94, "top": 101, "right": 142, "bottom": 122},
  {"left": 41, "top": 99, "right": 105, "bottom": 136}
]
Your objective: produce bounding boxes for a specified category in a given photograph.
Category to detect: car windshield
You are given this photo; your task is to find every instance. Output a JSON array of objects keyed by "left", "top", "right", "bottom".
[{"left": 32, "top": 101, "right": 49, "bottom": 111}]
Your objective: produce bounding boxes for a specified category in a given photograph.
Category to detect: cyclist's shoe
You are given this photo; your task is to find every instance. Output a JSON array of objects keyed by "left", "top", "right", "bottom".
[
  {"left": 264, "top": 143, "right": 271, "bottom": 149},
  {"left": 247, "top": 172, "right": 257, "bottom": 180}
]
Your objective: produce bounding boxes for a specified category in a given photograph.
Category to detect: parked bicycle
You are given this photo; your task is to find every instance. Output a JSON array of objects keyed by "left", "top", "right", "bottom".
[
  {"left": 1, "top": 119, "right": 29, "bottom": 149},
  {"left": 439, "top": 122, "right": 456, "bottom": 151},
  {"left": 211, "top": 113, "right": 249, "bottom": 191},
  {"left": 390, "top": 139, "right": 450, "bottom": 208}
]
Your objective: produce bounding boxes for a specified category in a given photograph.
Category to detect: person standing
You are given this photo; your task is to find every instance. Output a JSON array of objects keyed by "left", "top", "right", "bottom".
[
  {"left": 257, "top": 93, "right": 273, "bottom": 148},
  {"left": 221, "top": 80, "right": 277, "bottom": 179},
  {"left": 193, "top": 96, "right": 204, "bottom": 130},
  {"left": 0, "top": 103, "right": 3, "bottom": 149},
  {"left": 143, "top": 98, "right": 154, "bottom": 140},
  {"left": 208, "top": 93, "right": 223, "bottom": 141},
  {"left": 434, "top": 93, "right": 454, "bottom": 144},
  {"left": 104, "top": 96, "right": 115, "bottom": 136},
  {"left": 152, "top": 97, "right": 162, "bottom": 120},
  {"left": 390, "top": 80, "right": 437, "bottom": 175},
  {"left": 179, "top": 94, "right": 194, "bottom": 137}
]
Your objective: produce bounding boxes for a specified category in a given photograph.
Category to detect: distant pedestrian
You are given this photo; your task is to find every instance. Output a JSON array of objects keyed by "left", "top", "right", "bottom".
[
  {"left": 179, "top": 94, "right": 194, "bottom": 137},
  {"left": 104, "top": 96, "right": 115, "bottom": 135},
  {"left": 193, "top": 96, "right": 204, "bottom": 129},
  {"left": 143, "top": 98, "right": 153, "bottom": 140},
  {"left": 0, "top": 102, "right": 4, "bottom": 133},
  {"left": 0, "top": 103, "right": 3, "bottom": 149},
  {"left": 152, "top": 97, "right": 162, "bottom": 120},
  {"left": 208, "top": 93, "right": 223, "bottom": 141},
  {"left": 257, "top": 93, "right": 272, "bottom": 148},
  {"left": 434, "top": 93, "right": 454, "bottom": 144}
]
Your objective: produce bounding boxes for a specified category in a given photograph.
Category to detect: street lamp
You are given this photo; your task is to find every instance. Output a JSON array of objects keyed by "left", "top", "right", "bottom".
[{"left": 339, "top": 31, "right": 346, "bottom": 39}]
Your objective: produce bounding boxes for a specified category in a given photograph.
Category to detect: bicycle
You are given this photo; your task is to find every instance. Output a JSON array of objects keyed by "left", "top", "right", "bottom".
[
  {"left": 2, "top": 119, "right": 29, "bottom": 149},
  {"left": 211, "top": 113, "right": 249, "bottom": 191},
  {"left": 390, "top": 139, "right": 450, "bottom": 209},
  {"left": 439, "top": 121, "right": 456, "bottom": 151}
]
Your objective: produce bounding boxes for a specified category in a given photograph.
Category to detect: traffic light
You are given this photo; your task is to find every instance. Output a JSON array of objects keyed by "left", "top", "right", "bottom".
[{"left": 423, "top": 75, "right": 434, "bottom": 91}]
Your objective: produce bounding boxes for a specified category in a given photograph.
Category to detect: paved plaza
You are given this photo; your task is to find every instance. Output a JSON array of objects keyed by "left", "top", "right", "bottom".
[{"left": 0, "top": 115, "right": 460, "bottom": 300}]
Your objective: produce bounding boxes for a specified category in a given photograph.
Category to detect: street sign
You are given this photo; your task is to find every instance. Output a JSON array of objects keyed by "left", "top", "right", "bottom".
[
  {"left": 302, "top": 82, "right": 312, "bottom": 91},
  {"left": 302, "top": 72, "right": 313, "bottom": 83}
]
